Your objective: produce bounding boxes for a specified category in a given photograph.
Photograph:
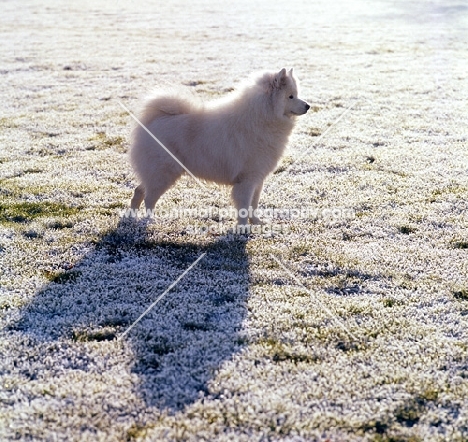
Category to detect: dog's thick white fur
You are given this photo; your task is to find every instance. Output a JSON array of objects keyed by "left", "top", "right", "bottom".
[{"left": 129, "top": 68, "right": 310, "bottom": 225}]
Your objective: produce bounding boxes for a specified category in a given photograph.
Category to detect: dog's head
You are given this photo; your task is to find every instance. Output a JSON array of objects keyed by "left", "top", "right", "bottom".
[{"left": 268, "top": 68, "right": 310, "bottom": 119}]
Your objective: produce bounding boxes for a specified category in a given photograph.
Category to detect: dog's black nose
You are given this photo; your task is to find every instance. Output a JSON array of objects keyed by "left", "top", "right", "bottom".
[{"left": 305, "top": 103, "right": 310, "bottom": 111}]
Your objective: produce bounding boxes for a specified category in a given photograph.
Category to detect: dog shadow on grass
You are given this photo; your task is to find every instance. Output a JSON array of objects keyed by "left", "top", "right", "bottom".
[{"left": 9, "top": 218, "right": 250, "bottom": 412}]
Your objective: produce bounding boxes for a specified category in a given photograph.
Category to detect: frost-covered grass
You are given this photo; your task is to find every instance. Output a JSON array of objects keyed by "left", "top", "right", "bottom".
[{"left": 1, "top": 0, "right": 468, "bottom": 441}]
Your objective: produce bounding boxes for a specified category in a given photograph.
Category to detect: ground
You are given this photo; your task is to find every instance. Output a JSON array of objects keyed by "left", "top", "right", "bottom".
[{"left": 0, "top": 0, "right": 467, "bottom": 441}]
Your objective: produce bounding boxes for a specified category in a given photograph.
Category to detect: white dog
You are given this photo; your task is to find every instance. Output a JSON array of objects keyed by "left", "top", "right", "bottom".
[{"left": 129, "top": 68, "right": 309, "bottom": 225}]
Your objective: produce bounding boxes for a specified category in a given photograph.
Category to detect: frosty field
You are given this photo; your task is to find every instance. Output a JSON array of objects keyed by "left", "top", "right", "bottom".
[{"left": 0, "top": 0, "right": 467, "bottom": 440}]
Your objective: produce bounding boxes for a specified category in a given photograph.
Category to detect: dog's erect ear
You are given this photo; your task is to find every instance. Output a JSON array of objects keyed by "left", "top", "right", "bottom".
[
  {"left": 273, "top": 68, "right": 287, "bottom": 89},
  {"left": 289, "top": 68, "right": 294, "bottom": 77}
]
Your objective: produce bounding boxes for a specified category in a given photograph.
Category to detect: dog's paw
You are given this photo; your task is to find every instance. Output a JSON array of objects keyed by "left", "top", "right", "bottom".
[
  {"left": 234, "top": 223, "right": 251, "bottom": 235},
  {"left": 250, "top": 217, "right": 264, "bottom": 225}
]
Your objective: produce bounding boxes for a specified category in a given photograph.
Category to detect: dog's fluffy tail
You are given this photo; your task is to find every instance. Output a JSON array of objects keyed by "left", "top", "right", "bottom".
[{"left": 136, "top": 89, "right": 202, "bottom": 127}]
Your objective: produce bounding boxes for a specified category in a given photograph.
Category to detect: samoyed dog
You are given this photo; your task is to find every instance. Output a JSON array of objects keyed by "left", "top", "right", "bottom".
[{"left": 129, "top": 68, "right": 310, "bottom": 226}]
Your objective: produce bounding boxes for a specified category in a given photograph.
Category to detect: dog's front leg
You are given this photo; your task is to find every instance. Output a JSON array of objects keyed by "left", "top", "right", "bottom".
[
  {"left": 231, "top": 181, "right": 257, "bottom": 227},
  {"left": 250, "top": 181, "right": 264, "bottom": 225}
]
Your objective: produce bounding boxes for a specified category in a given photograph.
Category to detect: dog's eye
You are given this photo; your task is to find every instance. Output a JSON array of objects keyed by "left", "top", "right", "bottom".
[{"left": 289, "top": 95, "right": 294, "bottom": 99}]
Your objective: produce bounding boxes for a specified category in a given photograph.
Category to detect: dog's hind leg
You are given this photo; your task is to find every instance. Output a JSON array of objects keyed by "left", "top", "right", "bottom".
[
  {"left": 130, "top": 184, "right": 145, "bottom": 210},
  {"left": 143, "top": 169, "right": 183, "bottom": 216}
]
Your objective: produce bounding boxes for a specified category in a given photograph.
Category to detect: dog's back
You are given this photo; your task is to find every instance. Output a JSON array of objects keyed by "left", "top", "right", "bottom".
[{"left": 136, "top": 90, "right": 202, "bottom": 127}]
